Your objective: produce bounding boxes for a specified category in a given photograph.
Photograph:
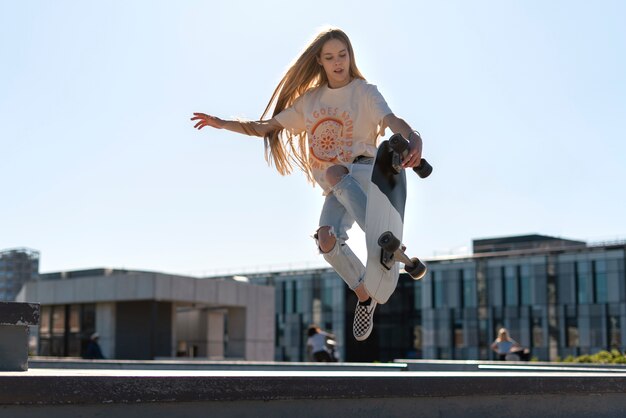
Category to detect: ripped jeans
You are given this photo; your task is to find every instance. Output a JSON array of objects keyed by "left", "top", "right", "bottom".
[{"left": 316, "top": 160, "right": 373, "bottom": 290}]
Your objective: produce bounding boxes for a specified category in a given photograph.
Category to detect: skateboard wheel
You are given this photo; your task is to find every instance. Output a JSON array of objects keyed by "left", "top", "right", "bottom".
[
  {"left": 389, "top": 135, "right": 434, "bottom": 179},
  {"left": 389, "top": 133, "right": 409, "bottom": 154},
  {"left": 414, "top": 159, "right": 433, "bottom": 178},
  {"left": 378, "top": 231, "right": 401, "bottom": 252},
  {"left": 406, "top": 258, "right": 427, "bottom": 280}
]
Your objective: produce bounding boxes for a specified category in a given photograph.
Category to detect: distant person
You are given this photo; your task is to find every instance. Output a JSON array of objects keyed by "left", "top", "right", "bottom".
[
  {"left": 306, "top": 325, "right": 336, "bottom": 362},
  {"left": 191, "top": 27, "right": 425, "bottom": 342},
  {"left": 83, "top": 333, "right": 105, "bottom": 359},
  {"left": 491, "top": 328, "right": 521, "bottom": 361}
]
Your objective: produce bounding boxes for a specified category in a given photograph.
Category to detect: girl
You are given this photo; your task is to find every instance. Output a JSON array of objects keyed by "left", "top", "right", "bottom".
[
  {"left": 306, "top": 324, "right": 336, "bottom": 362},
  {"left": 491, "top": 328, "right": 521, "bottom": 361},
  {"left": 191, "top": 27, "right": 424, "bottom": 342}
]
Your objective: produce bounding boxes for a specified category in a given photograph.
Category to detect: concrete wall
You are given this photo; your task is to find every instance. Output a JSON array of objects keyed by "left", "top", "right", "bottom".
[
  {"left": 0, "top": 301, "right": 40, "bottom": 371},
  {"left": 207, "top": 310, "right": 225, "bottom": 358}
]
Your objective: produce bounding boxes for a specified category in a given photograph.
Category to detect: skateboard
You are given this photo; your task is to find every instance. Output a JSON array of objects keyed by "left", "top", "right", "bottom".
[{"left": 362, "top": 133, "right": 432, "bottom": 304}]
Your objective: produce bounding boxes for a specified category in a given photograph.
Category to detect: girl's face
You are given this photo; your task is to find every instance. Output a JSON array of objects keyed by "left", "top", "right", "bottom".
[{"left": 318, "top": 39, "right": 351, "bottom": 89}]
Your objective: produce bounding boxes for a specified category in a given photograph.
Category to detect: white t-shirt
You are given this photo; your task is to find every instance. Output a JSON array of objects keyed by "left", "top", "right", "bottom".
[
  {"left": 274, "top": 78, "right": 393, "bottom": 193},
  {"left": 493, "top": 339, "right": 518, "bottom": 354},
  {"left": 307, "top": 332, "right": 329, "bottom": 354}
]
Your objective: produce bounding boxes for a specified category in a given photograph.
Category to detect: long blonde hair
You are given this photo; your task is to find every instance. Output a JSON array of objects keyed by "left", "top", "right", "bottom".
[
  {"left": 496, "top": 328, "right": 511, "bottom": 342},
  {"left": 261, "top": 28, "right": 366, "bottom": 182}
]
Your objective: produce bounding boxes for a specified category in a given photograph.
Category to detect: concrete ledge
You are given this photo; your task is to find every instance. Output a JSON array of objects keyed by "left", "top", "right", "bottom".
[
  {"left": 0, "top": 302, "right": 40, "bottom": 371},
  {"left": 1, "top": 370, "right": 626, "bottom": 417},
  {"left": 397, "top": 359, "right": 626, "bottom": 373},
  {"left": 30, "top": 357, "right": 408, "bottom": 372},
  {"left": 0, "top": 302, "right": 40, "bottom": 326}
]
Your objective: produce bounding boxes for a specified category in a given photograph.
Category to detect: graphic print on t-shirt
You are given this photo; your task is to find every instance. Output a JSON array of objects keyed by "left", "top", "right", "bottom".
[{"left": 306, "top": 107, "right": 354, "bottom": 172}]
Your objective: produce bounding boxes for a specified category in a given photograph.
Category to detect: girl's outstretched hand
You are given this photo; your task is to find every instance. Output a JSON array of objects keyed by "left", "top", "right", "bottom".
[{"left": 191, "top": 113, "right": 225, "bottom": 130}]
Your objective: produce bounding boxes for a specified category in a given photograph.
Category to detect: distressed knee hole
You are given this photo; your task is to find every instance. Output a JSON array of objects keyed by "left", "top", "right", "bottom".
[
  {"left": 316, "top": 226, "right": 336, "bottom": 254},
  {"left": 325, "top": 165, "right": 349, "bottom": 187}
]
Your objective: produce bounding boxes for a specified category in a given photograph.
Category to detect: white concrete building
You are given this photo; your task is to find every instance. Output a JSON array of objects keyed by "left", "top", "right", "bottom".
[{"left": 16, "top": 269, "right": 274, "bottom": 361}]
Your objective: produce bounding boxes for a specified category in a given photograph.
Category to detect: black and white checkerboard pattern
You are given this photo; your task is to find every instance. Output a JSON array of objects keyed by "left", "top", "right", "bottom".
[{"left": 353, "top": 299, "right": 377, "bottom": 341}]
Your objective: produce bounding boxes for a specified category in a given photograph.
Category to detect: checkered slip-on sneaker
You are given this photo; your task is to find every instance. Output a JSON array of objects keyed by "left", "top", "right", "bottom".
[{"left": 353, "top": 297, "right": 377, "bottom": 341}]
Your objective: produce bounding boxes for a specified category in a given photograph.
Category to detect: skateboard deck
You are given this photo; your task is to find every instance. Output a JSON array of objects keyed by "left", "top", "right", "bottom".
[{"left": 363, "top": 134, "right": 430, "bottom": 304}]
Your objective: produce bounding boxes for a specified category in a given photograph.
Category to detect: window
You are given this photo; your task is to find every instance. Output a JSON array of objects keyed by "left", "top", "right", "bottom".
[
  {"left": 433, "top": 271, "right": 444, "bottom": 308},
  {"left": 40, "top": 306, "right": 51, "bottom": 335},
  {"left": 609, "top": 315, "right": 621, "bottom": 350},
  {"left": 82, "top": 304, "right": 96, "bottom": 333},
  {"left": 594, "top": 260, "right": 608, "bottom": 304},
  {"left": 479, "top": 318, "right": 489, "bottom": 358},
  {"left": 414, "top": 280, "right": 422, "bottom": 310},
  {"left": 322, "top": 278, "right": 334, "bottom": 311},
  {"left": 576, "top": 261, "right": 591, "bottom": 304},
  {"left": 566, "top": 316, "right": 579, "bottom": 347},
  {"left": 532, "top": 316, "right": 543, "bottom": 347},
  {"left": 504, "top": 265, "right": 518, "bottom": 306},
  {"left": 69, "top": 305, "right": 80, "bottom": 333},
  {"left": 294, "top": 280, "right": 304, "bottom": 313},
  {"left": 275, "top": 282, "right": 284, "bottom": 314},
  {"left": 67, "top": 305, "right": 82, "bottom": 357},
  {"left": 590, "top": 315, "right": 604, "bottom": 347},
  {"left": 39, "top": 303, "right": 97, "bottom": 357},
  {"left": 284, "top": 281, "right": 293, "bottom": 314},
  {"left": 520, "top": 265, "right": 531, "bottom": 306},
  {"left": 52, "top": 305, "right": 66, "bottom": 336},
  {"left": 462, "top": 268, "right": 476, "bottom": 308},
  {"left": 454, "top": 320, "right": 464, "bottom": 348}
]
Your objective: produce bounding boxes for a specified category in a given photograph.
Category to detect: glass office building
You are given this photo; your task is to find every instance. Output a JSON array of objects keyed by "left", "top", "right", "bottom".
[
  {"left": 420, "top": 235, "right": 625, "bottom": 361},
  {"left": 247, "top": 235, "right": 626, "bottom": 362}
]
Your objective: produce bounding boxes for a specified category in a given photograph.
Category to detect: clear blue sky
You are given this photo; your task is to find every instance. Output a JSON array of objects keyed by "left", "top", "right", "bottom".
[{"left": 1, "top": 0, "right": 624, "bottom": 276}]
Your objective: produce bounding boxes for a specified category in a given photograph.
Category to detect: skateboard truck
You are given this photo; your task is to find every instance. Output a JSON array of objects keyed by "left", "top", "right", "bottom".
[
  {"left": 389, "top": 133, "right": 433, "bottom": 178},
  {"left": 378, "top": 231, "right": 427, "bottom": 280}
]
